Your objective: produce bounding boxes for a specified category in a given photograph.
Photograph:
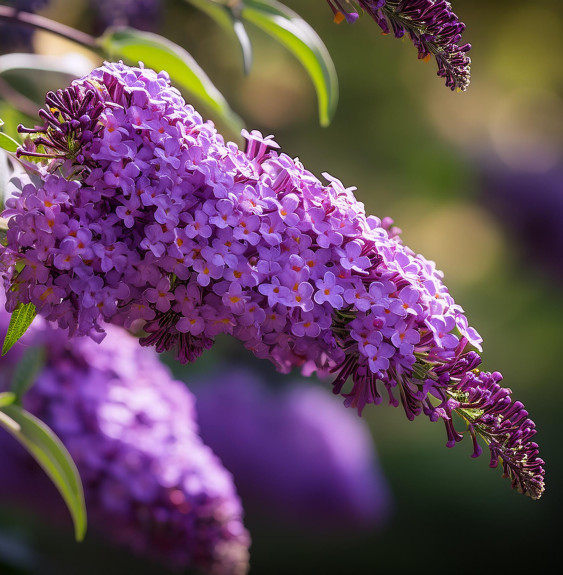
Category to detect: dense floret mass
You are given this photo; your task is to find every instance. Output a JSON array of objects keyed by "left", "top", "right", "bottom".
[
  {"left": 0, "top": 62, "right": 544, "bottom": 497},
  {"left": 0, "top": 292, "right": 250, "bottom": 574}
]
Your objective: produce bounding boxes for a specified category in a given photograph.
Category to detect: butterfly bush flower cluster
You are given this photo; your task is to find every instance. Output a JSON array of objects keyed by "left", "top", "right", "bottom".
[
  {"left": 194, "top": 368, "right": 391, "bottom": 529},
  {"left": 0, "top": 292, "right": 250, "bottom": 575},
  {"left": 326, "top": 0, "right": 471, "bottom": 91},
  {"left": 0, "top": 62, "right": 544, "bottom": 498}
]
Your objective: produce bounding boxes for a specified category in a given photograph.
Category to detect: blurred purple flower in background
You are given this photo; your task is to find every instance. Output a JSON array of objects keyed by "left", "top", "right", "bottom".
[
  {"left": 0, "top": 0, "right": 51, "bottom": 52},
  {"left": 0, "top": 0, "right": 161, "bottom": 54},
  {"left": 0, "top": 292, "right": 250, "bottom": 575},
  {"left": 89, "top": 0, "right": 162, "bottom": 34},
  {"left": 480, "top": 162, "right": 563, "bottom": 283},
  {"left": 194, "top": 369, "right": 392, "bottom": 530}
]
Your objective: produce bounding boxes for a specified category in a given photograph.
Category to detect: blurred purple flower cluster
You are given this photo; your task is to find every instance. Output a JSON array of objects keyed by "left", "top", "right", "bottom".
[
  {"left": 0, "top": 0, "right": 160, "bottom": 54},
  {"left": 327, "top": 0, "right": 471, "bottom": 91},
  {"left": 0, "top": 62, "right": 544, "bottom": 498},
  {"left": 0, "top": 293, "right": 250, "bottom": 575},
  {"left": 89, "top": 0, "right": 161, "bottom": 33},
  {"left": 481, "top": 163, "right": 563, "bottom": 284},
  {"left": 194, "top": 369, "right": 392, "bottom": 530},
  {"left": 0, "top": 0, "right": 51, "bottom": 52}
]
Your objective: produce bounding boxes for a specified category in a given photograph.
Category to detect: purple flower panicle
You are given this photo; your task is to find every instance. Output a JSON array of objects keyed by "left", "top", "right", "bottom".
[
  {"left": 327, "top": 0, "right": 471, "bottom": 91},
  {"left": 0, "top": 293, "right": 250, "bottom": 574},
  {"left": 0, "top": 62, "right": 543, "bottom": 497}
]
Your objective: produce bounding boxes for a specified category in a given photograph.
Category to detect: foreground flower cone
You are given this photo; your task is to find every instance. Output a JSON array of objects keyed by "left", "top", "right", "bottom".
[{"left": 0, "top": 62, "right": 545, "bottom": 498}]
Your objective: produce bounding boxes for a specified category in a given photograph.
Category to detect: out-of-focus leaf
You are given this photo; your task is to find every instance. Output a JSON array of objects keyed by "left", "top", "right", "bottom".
[
  {"left": 240, "top": 0, "right": 338, "bottom": 126},
  {"left": 0, "top": 132, "right": 18, "bottom": 153},
  {"left": 99, "top": 27, "right": 244, "bottom": 138},
  {"left": 0, "top": 391, "right": 16, "bottom": 408},
  {"left": 0, "top": 404, "right": 87, "bottom": 541},
  {"left": 0, "top": 53, "right": 94, "bottom": 79},
  {"left": 186, "top": 0, "right": 253, "bottom": 74},
  {"left": 11, "top": 346, "right": 45, "bottom": 402},
  {"left": 2, "top": 302, "right": 36, "bottom": 356},
  {"left": 0, "top": 53, "right": 96, "bottom": 116}
]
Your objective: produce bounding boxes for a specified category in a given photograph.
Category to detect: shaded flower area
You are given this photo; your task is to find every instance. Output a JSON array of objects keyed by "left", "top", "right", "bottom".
[
  {"left": 326, "top": 0, "right": 471, "bottom": 91},
  {"left": 0, "top": 291, "right": 251, "bottom": 575},
  {"left": 194, "top": 369, "right": 392, "bottom": 529},
  {"left": 0, "top": 62, "right": 544, "bottom": 498}
]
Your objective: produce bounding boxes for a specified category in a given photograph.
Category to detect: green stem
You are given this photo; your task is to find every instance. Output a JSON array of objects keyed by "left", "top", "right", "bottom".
[{"left": 0, "top": 6, "right": 102, "bottom": 54}]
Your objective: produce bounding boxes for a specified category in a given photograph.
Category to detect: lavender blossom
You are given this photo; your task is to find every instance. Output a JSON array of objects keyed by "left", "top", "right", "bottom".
[
  {"left": 326, "top": 1, "right": 471, "bottom": 91},
  {"left": 0, "top": 292, "right": 250, "bottom": 574},
  {"left": 194, "top": 369, "right": 392, "bottom": 529},
  {"left": 0, "top": 62, "right": 544, "bottom": 497}
]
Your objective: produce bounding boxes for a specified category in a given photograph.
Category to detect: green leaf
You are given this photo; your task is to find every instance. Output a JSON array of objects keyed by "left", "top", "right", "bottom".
[
  {"left": 99, "top": 27, "right": 244, "bottom": 139},
  {"left": 186, "top": 0, "right": 253, "bottom": 74},
  {"left": 0, "top": 404, "right": 87, "bottom": 541},
  {"left": 240, "top": 0, "right": 338, "bottom": 127},
  {"left": 2, "top": 302, "right": 37, "bottom": 356},
  {"left": 11, "top": 346, "right": 45, "bottom": 402},
  {"left": 0, "top": 391, "right": 16, "bottom": 408},
  {"left": 0, "top": 131, "right": 18, "bottom": 153}
]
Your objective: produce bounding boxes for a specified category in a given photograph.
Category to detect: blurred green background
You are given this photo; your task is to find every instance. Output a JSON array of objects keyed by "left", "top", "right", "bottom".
[{"left": 1, "top": 0, "right": 562, "bottom": 573}]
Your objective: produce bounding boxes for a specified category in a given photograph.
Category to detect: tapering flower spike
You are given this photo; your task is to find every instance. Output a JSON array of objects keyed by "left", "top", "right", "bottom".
[
  {"left": 327, "top": 1, "right": 471, "bottom": 91},
  {"left": 0, "top": 62, "right": 543, "bottom": 498}
]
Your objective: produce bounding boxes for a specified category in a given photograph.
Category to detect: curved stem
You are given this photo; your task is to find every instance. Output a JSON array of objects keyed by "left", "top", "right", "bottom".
[{"left": 0, "top": 6, "right": 101, "bottom": 54}]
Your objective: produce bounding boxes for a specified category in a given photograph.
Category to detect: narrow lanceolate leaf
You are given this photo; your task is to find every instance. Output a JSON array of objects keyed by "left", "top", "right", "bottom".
[
  {"left": 0, "top": 404, "right": 87, "bottom": 541},
  {"left": 11, "top": 346, "right": 46, "bottom": 402},
  {"left": 186, "top": 0, "right": 253, "bottom": 74},
  {"left": 99, "top": 27, "right": 244, "bottom": 138},
  {"left": 0, "top": 132, "right": 19, "bottom": 153},
  {"left": 2, "top": 302, "right": 37, "bottom": 356},
  {"left": 240, "top": 0, "right": 338, "bottom": 126}
]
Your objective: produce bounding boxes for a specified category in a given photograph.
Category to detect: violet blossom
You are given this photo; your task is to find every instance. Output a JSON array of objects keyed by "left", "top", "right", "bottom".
[
  {"left": 0, "top": 291, "right": 250, "bottom": 575},
  {"left": 326, "top": 0, "right": 471, "bottom": 91},
  {"left": 0, "top": 62, "right": 544, "bottom": 498}
]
